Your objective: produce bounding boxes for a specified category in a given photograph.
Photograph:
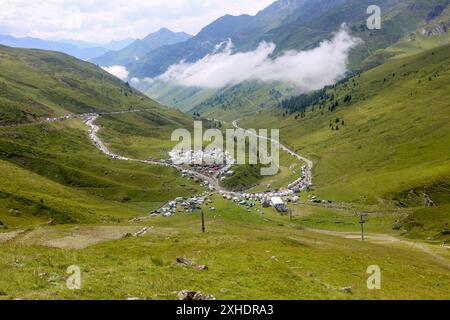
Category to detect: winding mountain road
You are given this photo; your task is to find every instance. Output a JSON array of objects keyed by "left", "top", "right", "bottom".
[
  {"left": 85, "top": 113, "right": 225, "bottom": 193},
  {"left": 28, "top": 109, "right": 314, "bottom": 198},
  {"left": 232, "top": 119, "right": 313, "bottom": 189}
]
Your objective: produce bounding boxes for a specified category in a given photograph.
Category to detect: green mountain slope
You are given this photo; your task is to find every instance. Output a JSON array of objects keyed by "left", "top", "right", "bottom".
[
  {"left": 143, "top": 82, "right": 218, "bottom": 113},
  {"left": 240, "top": 45, "right": 450, "bottom": 235},
  {"left": 0, "top": 20, "right": 448, "bottom": 301},
  {"left": 0, "top": 120, "right": 200, "bottom": 226},
  {"left": 0, "top": 45, "right": 166, "bottom": 125},
  {"left": 0, "top": 46, "right": 200, "bottom": 226},
  {"left": 362, "top": 4, "right": 450, "bottom": 65}
]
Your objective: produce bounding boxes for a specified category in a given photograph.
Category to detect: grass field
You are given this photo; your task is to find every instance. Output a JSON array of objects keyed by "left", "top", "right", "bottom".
[
  {"left": 221, "top": 151, "right": 305, "bottom": 193},
  {"left": 1, "top": 196, "right": 449, "bottom": 300}
]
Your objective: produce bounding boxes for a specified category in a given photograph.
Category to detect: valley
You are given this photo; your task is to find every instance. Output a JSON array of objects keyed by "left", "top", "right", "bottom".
[{"left": 0, "top": 0, "right": 449, "bottom": 301}]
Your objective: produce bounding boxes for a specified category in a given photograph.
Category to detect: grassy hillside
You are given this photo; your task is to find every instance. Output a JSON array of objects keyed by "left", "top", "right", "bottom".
[
  {"left": 143, "top": 82, "right": 217, "bottom": 113},
  {"left": 0, "top": 45, "right": 162, "bottom": 125},
  {"left": 0, "top": 43, "right": 448, "bottom": 301},
  {"left": 0, "top": 46, "right": 202, "bottom": 227},
  {"left": 239, "top": 45, "right": 450, "bottom": 235},
  {"left": 191, "top": 82, "right": 294, "bottom": 120},
  {"left": 360, "top": 3, "right": 450, "bottom": 68}
]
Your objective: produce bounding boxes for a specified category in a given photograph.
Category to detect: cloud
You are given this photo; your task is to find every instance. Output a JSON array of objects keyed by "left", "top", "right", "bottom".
[
  {"left": 158, "top": 26, "right": 361, "bottom": 91},
  {"left": 101, "top": 65, "right": 129, "bottom": 80},
  {"left": 0, "top": 0, "right": 273, "bottom": 43},
  {"left": 130, "top": 77, "right": 141, "bottom": 85},
  {"left": 142, "top": 77, "right": 156, "bottom": 85}
]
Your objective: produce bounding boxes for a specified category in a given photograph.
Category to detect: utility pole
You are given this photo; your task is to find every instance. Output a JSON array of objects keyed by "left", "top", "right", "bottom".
[
  {"left": 359, "top": 213, "right": 368, "bottom": 241},
  {"left": 201, "top": 210, "right": 205, "bottom": 233}
]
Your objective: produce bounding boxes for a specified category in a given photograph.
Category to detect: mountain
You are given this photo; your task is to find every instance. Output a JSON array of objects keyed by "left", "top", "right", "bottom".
[
  {"left": 1, "top": 5, "right": 449, "bottom": 301},
  {"left": 0, "top": 45, "right": 172, "bottom": 124},
  {"left": 58, "top": 39, "right": 105, "bottom": 49},
  {"left": 136, "top": 0, "right": 449, "bottom": 117},
  {"left": 103, "top": 38, "right": 136, "bottom": 51},
  {"left": 132, "top": 0, "right": 448, "bottom": 79},
  {"left": 91, "top": 28, "right": 192, "bottom": 67},
  {"left": 128, "top": 0, "right": 310, "bottom": 78},
  {"left": 0, "top": 34, "right": 110, "bottom": 60},
  {"left": 1, "top": 44, "right": 449, "bottom": 300},
  {"left": 60, "top": 38, "right": 135, "bottom": 51}
]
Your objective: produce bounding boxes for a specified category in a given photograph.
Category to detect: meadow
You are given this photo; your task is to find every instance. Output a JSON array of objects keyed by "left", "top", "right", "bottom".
[{"left": 1, "top": 196, "right": 449, "bottom": 300}]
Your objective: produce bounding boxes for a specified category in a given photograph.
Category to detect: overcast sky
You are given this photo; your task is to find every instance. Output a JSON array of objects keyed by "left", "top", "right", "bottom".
[{"left": 0, "top": 0, "right": 274, "bottom": 43}]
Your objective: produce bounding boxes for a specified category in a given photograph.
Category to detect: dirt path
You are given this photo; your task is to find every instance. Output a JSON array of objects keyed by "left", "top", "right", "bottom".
[
  {"left": 0, "top": 230, "right": 26, "bottom": 242},
  {"left": 2, "top": 226, "right": 145, "bottom": 249},
  {"left": 306, "top": 228, "right": 450, "bottom": 269}
]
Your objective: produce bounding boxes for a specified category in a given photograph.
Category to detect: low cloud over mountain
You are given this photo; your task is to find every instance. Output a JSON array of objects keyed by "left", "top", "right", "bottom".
[{"left": 157, "top": 26, "right": 361, "bottom": 91}]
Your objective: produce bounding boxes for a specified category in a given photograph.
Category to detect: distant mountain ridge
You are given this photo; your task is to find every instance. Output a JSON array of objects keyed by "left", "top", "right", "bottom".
[
  {"left": 59, "top": 38, "right": 135, "bottom": 51},
  {"left": 0, "top": 34, "right": 110, "bottom": 60},
  {"left": 91, "top": 28, "right": 192, "bottom": 67},
  {"left": 132, "top": 0, "right": 449, "bottom": 118},
  {"left": 128, "top": 0, "right": 311, "bottom": 78},
  {"left": 128, "top": 0, "right": 449, "bottom": 80}
]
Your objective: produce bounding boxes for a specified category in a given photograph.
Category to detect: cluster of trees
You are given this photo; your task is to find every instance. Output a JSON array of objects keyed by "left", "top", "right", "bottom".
[
  {"left": 280, "top": 88, "right": 330, "bottom": 114},
  {"left": 280, "top": 78, "right": 357, "bottom": 117}
]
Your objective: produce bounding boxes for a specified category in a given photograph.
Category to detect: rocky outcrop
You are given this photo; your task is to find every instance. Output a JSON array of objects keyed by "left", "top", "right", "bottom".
[
  {"left": 421, "top": 22, "right": 448, "bottom": 37},
  {"left": 423, "top": 193, "right": 435, "bottom": 207},
  {"left": 176, "top": 257, "right": 208, "bottom": 270},
  {"left": 177, "top": 290, "right": 215, "bottom": 300}
]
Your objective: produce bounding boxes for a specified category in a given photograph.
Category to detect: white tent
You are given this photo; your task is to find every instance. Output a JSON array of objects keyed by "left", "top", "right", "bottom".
[
  {"left": 271, "top": 197, "right": 287, "bottom": 212},
  {"left": 271, "top": 197, "right": 284, "bottom": 206}
]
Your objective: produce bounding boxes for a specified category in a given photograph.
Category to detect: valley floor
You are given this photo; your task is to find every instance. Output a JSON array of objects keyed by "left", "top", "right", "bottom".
[{"left": 0, "top": 113, "right": 448, "bottom": 300}]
